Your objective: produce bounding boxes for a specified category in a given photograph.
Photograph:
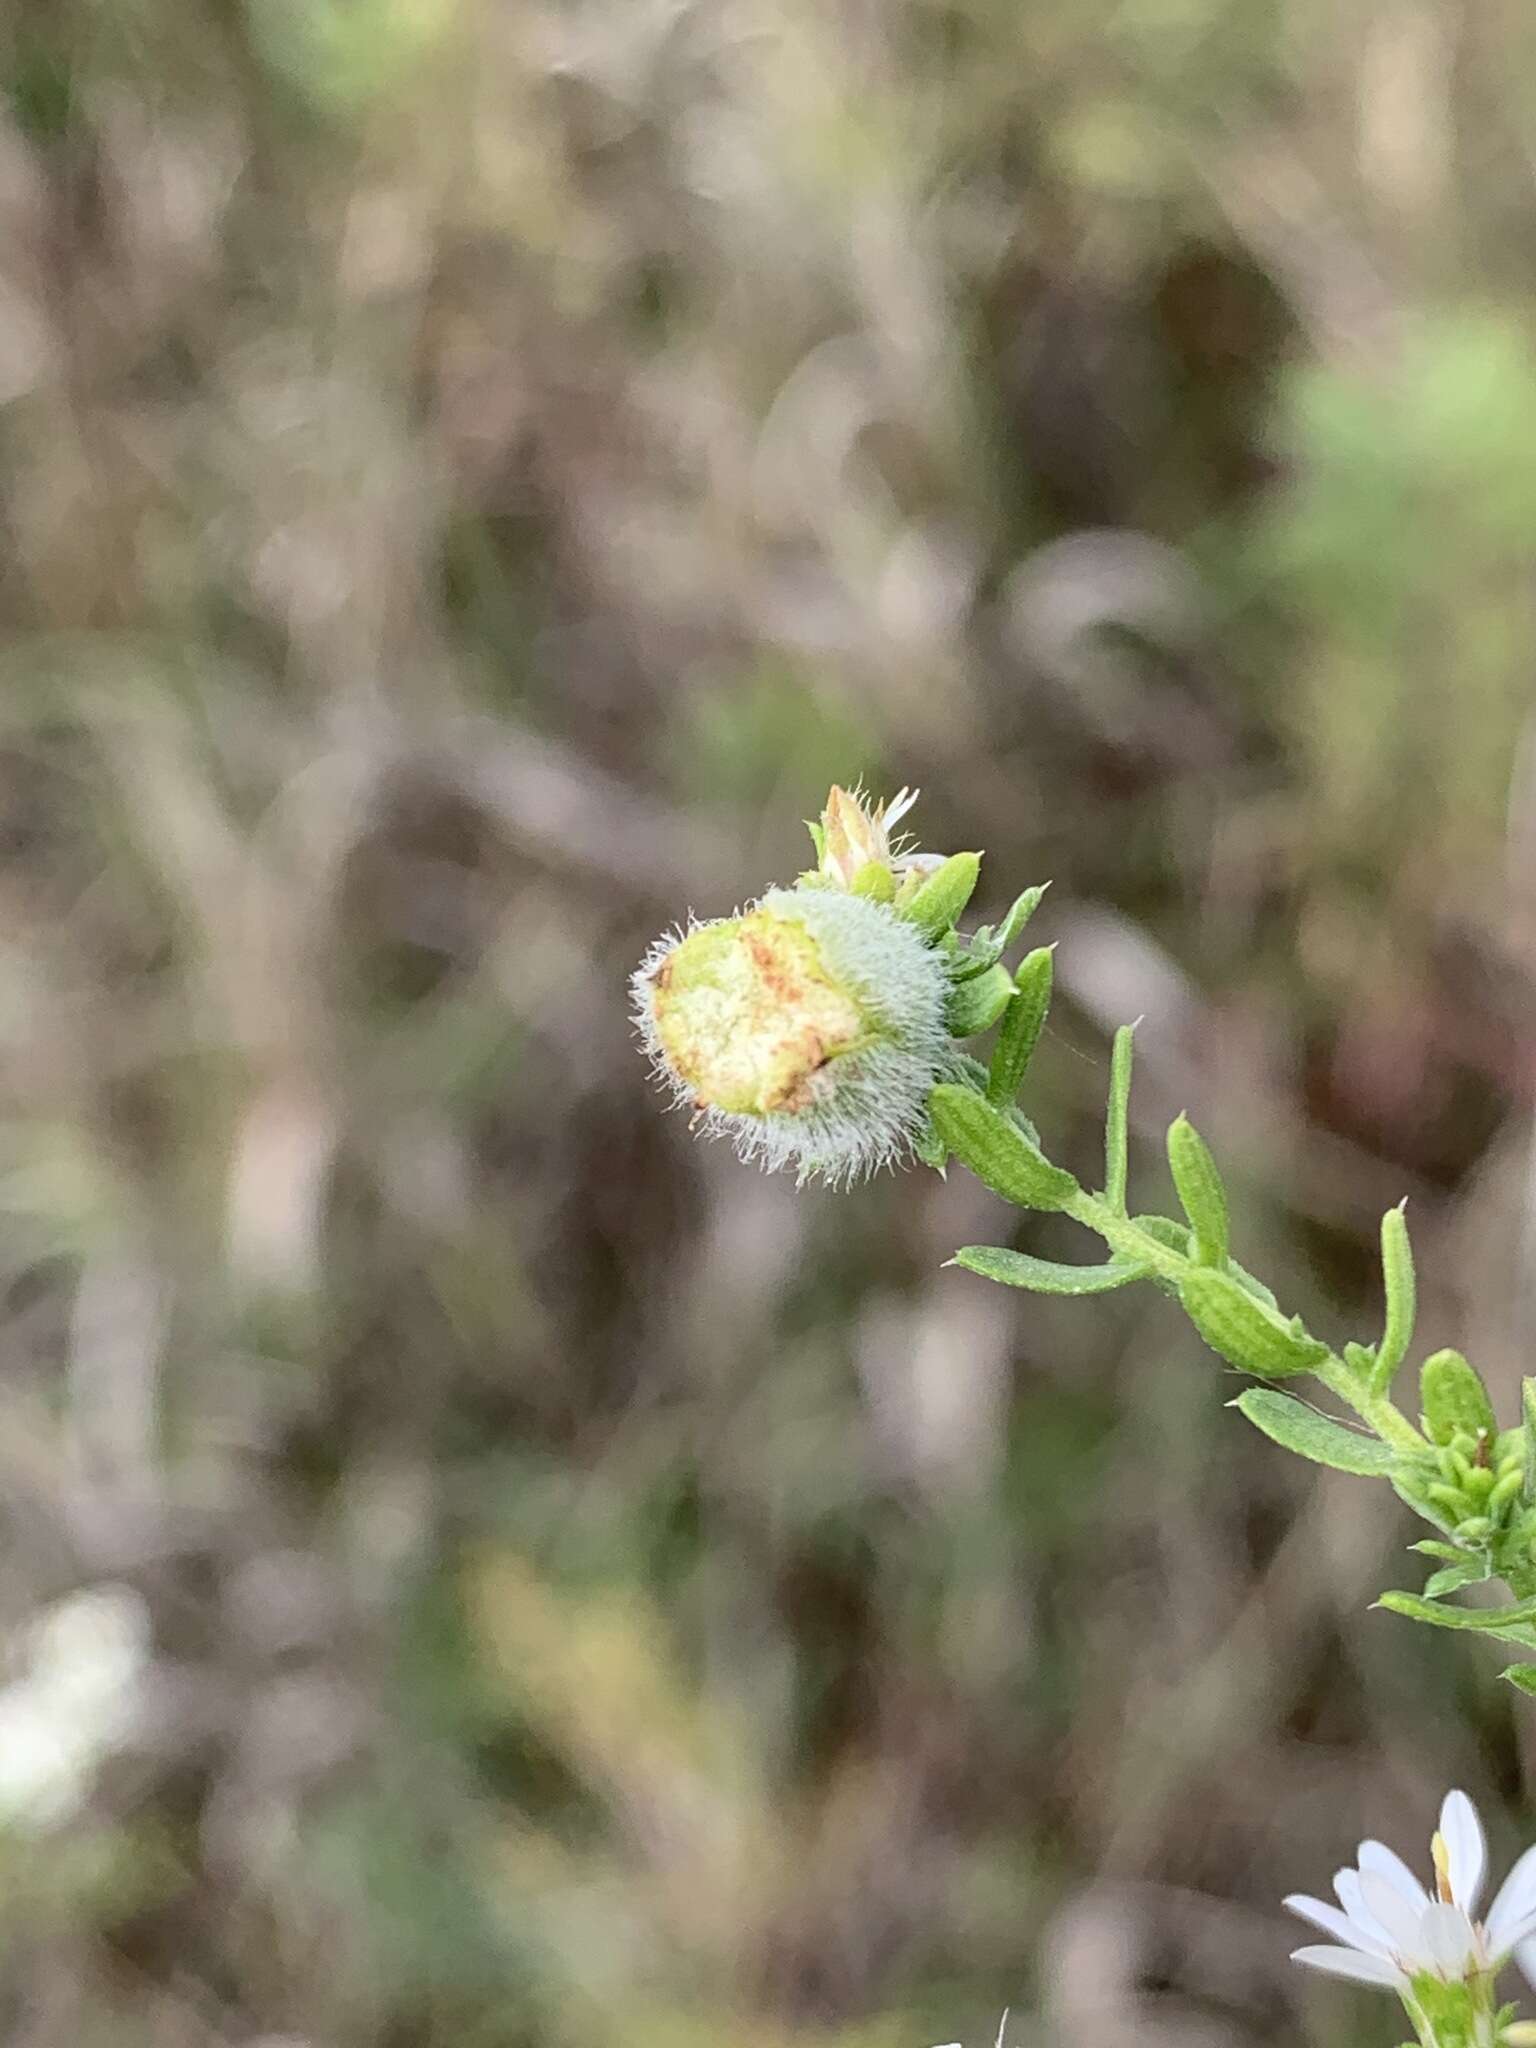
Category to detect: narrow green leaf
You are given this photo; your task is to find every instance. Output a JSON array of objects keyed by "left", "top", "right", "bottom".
[
  {"left": 1409, "top": 1540, "right": 1468, "bottom": 1562},
  {"left": 996, "top": 883, "right": 1049, "bottom": 953},
  {"left": 946, "top": 963, "right": 1015, "bottom": 1038},
  {"left": 1393, "top": 1470, "right": 1460, "bottom": 1536},
  {"left": 1343, "top": 1340, "right": 1377, "bottom": 1381},
  {"left": 1125, "top": 1215, "right": 1189, "bottom": 1297},
  {"left": 1376, "top": 1589, "right": 1536, "bottom": 1637},
  {"left": 1369, "top": 1204, "right": 1415, "bottom": 1395},
  {"left": 1501, "top": 1664, "right": 1536, "bottom": 1696},
  {"left": 1225, "top": 1258, "right": 1278, "bottom": 1310},
  {"left": 850, "top": 860, "right": 896, "bottom": 903},
  {"left": 1179, "top": 1267, "right": 1329, "bottom": 1378},
  {"left": 1232, "top": 1388, "right": 1395, "bottom": 1474},
  {"left": 928, "top": 1085, "right": 1078, "bottom": 1212},
  {"left": 1421, "top": 1349, "right": 1497, "bottom": 1447},
  {"left": 986, "top": 947, "right": 1053, "bottom": 1105},
  {"left": 954, "top": 885, "right": 1048, "bottom": 978},
  {"left": 1132, "top": 1215, "right": 1190, "bottom": 1255},
  {"left": 1423, "top": 1562, "right": 1489, "bottom": 1598},
  {"left": 951, "top": 1246, "right": 1150, "bottom": 1295},
  {"left": 902, "top": 852, "right": 982, "bottom": 940},
  {"left": 1104, "top": 1024, "right": 1134, "bottom": 1216},
  {"left": 912, "top": 1118, "right": 947, "bottom": 1174},
  {"left": 1166, "top": 1114, "right": 1229, "bottom": 1267}
]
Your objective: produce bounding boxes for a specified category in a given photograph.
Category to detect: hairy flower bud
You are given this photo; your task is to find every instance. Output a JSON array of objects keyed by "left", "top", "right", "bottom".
[
  {"left": 632, "top": 885, "right": 953, "bottom": 1185},
  {"left": 816, "top": 784, "right": 921, "bottom": 889}
]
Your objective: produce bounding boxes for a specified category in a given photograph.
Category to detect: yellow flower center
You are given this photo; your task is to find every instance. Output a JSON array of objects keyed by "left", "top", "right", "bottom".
[{"left": 1432, "top": 1829, "right": 1454, "bottom": 1905}]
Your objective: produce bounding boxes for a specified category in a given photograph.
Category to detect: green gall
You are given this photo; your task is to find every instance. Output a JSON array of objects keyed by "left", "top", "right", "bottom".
[{"left": 633, "top": 885, "right": 954, "bottom": 1186}]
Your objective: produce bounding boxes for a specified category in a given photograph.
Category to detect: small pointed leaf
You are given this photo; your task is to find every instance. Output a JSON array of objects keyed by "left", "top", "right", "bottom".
[
  {"left": 850, "top": 860, "right": 896, "bottom": 903},
  {"left": 946, "top": 963, "right": 1016, "bottom": 1038},
  {"left": 995, "top": 883, "right": 1048, "bottom": 953},
  {"left": 1232, "top": 1389, "right": 1395, "bottom": 1474},
  {"left": 1376, "top": 1589, "right": 1536, "bottom": 1637},
  {"left": 912, "top": 1118, "right": 947, "bottom": 1173},
  {"left": 951, "top": 1246, "right": 1150, "bottom": 1295},
  {"left": 1369, "top": 1204, "right": 1415, "bottom": 1395},
  {"left": 987, "top": 947, "right": 1053, "bottom": 1105},
  {"left": 1103, "top": 1024, "right": 1134, "bottom": 1216},
  {"left": 1166, "top": 1115, "right": 1229, "bottom": 1266},
  {"left": 1179, "top": 1267, "right": 1329, "bottom": 1378},
  {"left": 1343, "top": 1340, "right": 1377, "bottom": 1381},
  {"left": 1421, "top": 1349, "right": 1497, "bottom": 1448},
  {"left": 1226, "top": 1259, "right": 1279, "bottom": 1309},
  {"left": 1423, "top": 1562, "right": 1489, "bottom": 1598},
  {"left": 1132, "top": 1215, "right": 1190, "bottom": 1255},
  {"left": 1393, "top": 1470, "right": 1460, "bottom": 1536},
  {"left": 928, "top": 1085, "right": 1078, "bottom": 1212},
  {"left": 902, "top": 853, "right": 982, "bottom": 940}
]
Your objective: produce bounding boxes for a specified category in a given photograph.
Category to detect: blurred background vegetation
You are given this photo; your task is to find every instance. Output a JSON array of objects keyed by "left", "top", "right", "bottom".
[{"left": 2, "top": 1, "right": 1536, "bottom": 2042}]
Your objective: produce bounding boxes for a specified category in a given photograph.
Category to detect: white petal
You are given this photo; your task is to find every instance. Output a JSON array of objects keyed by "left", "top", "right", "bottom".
[
  {"left": 1334, "top": 1867, "right": 1393, "bottom": 1945},
  {"left": 1357, "top": 1839, "right": 1430, "bottom": 1910},
  {"left": 1284, "top": 1893, "right": 1394, "bottom": 1958},
  {"left": 1486, "top": 1844, "right": 1536, "bottom": 1955},
  {"left": 1518, "top": 1931, "right": 1536, "bottom": 1992},
  {"left": 1359, "top": 1871, "right": 1429, "bottom": 1961},
  {"left": 883, "top": 787, "right": 920, "bottom": 831},
  {"left": 1418, "top": 1902, "right": 1478, "bottom": 1979},
  {"left": 1440, "top": 1791, "right": 1488, "bottom": 1915},
  {"left": 1493, "top": 1909, "right": 1536, "bottom": 1960},
  {"left": 993, "top": 2012, "right": 1009, "bottom": 2048},
  {"left": 1290, "top": 1944, "right": 1406, "bottom": 1990},
  {"left": 0, "top": 1687, "right": 90, "bottom": 1830}
]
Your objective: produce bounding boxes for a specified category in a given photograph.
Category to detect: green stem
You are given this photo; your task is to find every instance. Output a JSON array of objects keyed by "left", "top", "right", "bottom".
[{"left": 1062, "top": 1187, "right": 1426, "bottom": 1455}]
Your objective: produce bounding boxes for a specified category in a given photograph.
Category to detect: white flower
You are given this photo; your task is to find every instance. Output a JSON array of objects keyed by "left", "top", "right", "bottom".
[
  {"left": 1286, "top": 1789, "right": 1536, "bottom": 1992},
  {"left": 930, "top": 2013, "right": 1008, "bottom": 2048},
  {"left": 0, "top": 1585, "right": 150, "bottom": 1831}
]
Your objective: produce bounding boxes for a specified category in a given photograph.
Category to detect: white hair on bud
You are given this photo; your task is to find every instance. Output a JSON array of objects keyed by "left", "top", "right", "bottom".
[{"left": 631, "top": 886, "right": 956, "bottom": 1187}]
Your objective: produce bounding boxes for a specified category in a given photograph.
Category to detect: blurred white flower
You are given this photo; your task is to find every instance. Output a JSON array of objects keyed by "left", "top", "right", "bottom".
[
  {"left": 1286, "top": 1789, "right": 1536, "bottom": 1991},
  {"left": 0, "top": 1584, "right": 150, "bottom": 1831},
  {"left": 930, "top": 2011, "right": 1008, "bottom": 2048}
]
